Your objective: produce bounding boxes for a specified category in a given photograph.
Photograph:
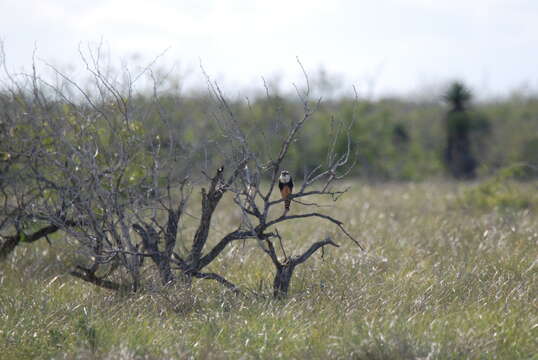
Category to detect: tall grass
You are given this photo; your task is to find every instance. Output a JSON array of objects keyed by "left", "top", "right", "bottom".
[{"left": 1, "top": 182, "right": 536, "bottom": 359}]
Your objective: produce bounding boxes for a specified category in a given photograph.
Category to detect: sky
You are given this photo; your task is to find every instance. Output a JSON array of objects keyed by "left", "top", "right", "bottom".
[{"left": 1, "top": 0, "right": 537, "bottom": 99}]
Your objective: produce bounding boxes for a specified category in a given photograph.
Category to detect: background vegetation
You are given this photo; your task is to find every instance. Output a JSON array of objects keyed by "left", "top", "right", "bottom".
[
  {"left": 2, "top": 65, "right": 537, "bottom": 182},
  {"left": 68, "top": 86, "right": 538, "bottom": 181}
]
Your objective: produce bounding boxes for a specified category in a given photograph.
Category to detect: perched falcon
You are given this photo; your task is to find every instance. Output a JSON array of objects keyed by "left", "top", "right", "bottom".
[{"left": 278, "top": 170, "right": 293, "bottom": 211}]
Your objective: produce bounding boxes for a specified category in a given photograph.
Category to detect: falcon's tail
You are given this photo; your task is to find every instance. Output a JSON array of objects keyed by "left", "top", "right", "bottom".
[{"left": 284, "top": 197, "right": 291, "bottom": 211}]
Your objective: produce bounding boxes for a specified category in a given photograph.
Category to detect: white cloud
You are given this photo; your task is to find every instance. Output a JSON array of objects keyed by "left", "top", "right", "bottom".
[{"left": 1, "top": 0, "right": 537, "bottom": 96}]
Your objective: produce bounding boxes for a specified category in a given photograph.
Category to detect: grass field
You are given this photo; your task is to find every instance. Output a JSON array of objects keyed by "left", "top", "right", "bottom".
[{"left": 1, "top": 181, "right": 537, "bottom": 359}]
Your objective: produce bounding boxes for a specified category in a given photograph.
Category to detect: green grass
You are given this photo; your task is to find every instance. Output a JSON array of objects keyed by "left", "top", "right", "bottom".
[{"left": 1, "top": 182, "right": 537, "bottom": 359}]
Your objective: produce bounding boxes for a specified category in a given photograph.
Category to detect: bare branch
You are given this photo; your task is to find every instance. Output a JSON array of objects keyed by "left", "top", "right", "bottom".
[
  {"left": 263, "top": 238, "right": 282, "bottom": 269},
  {"left": 192, "top": 271, "right": 240, "bottom": 294},
  {"left": 275, "top": 229, "right": 288, "bottom": 262},
  {"left": 290, "top": 236, "right": 339, "bottom": 267},
  {"left": 0, "top": 220, "right": 78, "bottom": 260},
  {"left": 69, "top": 266, "right": 121, "bottom": 291},
  {"left": 196, "top": 229, "right": 253, "bottom": 271}
]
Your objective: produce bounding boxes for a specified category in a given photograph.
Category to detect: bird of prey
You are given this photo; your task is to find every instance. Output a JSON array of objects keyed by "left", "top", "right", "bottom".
[{"left": 278, "top": 170, "right": 293, "bottom": 211}]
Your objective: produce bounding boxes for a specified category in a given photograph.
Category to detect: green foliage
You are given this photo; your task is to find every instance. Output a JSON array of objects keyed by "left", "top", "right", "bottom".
[
  {"left": 76, "top": 315, "right": 98, "bottom": 352},
  {"left": 2, "top": 85, "right": 538, "bottom": 181},
  {"left": 515, "top": 137, "right": 538, "bottom": 179},
  {"left": 460, "top": 166, "right": 538, "bottom": 210},
  {"left": 443, "top": 81, "right": 471, "bottom": 111}
]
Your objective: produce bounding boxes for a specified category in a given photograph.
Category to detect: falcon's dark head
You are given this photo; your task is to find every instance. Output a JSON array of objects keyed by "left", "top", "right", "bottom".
[{"left": 279, "top": 170, "right": 291, "bottom": 183}]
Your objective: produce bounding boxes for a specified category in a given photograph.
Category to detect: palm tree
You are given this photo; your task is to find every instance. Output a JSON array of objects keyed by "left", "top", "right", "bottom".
[
  {"left": 443, "top": 82, "right": 476, "bottom": 179},
  {"left": 444, "top": 82, "right": 472, "bottom": 112}
]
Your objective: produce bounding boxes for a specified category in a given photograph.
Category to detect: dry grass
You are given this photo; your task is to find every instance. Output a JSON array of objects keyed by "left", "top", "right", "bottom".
[{"left": 1, "top": 181, "right": 536, "bottom": 359}]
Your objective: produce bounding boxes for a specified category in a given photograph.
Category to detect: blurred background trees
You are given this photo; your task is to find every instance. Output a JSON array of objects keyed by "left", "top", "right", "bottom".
[
  {"left": 442, "top": 82, "right": 481, "bottom": 179},
  {"left": 2, "top": 75, "right": 537, "bottom": 184}
]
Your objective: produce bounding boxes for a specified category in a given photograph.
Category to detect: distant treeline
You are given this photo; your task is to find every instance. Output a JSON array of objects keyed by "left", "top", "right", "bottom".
[
  {"left": 2, "top": 86, "right": 537, "bottom": 181},
  {"left": 130, "top": 90, "right": 538, "bottom": 181}
]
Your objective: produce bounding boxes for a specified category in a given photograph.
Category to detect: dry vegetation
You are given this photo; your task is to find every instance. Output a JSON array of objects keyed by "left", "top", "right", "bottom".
[{"left": 1, "top": 181, "right": 536, "bottom": 359}]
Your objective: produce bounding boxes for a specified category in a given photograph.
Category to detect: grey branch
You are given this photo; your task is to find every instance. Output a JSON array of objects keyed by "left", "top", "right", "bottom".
[{"left": 193, "top": 272, "right": 241, "bottom": 295}]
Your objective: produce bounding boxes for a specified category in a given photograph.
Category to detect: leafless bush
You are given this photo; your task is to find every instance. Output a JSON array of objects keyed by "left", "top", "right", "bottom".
[{"left": 0, "top": 46, "right": 362, "bottom": 297}]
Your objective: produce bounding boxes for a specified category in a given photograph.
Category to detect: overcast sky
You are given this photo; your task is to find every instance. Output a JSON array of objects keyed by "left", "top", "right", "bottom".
[{"left": 1, "top": 0, "right": 537, "bottom": 98}]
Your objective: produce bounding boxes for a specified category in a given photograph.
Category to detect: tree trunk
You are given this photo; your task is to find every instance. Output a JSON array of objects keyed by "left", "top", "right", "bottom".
[
  {"left": 132, "top": 223, "right": 174, "bottom": 286},
  {"left": 273, "top": 264, "right": 295, "bottom": 299},
  {"left": 157, "top": 257, "right": 174, "bottom": 286},
  {"left": 269, "top": 237, "right": 339, "bottom": 299}
]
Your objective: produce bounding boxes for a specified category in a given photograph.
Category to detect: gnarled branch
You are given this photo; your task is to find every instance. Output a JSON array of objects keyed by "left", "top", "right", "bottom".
[
  {"left": 192, "top": 271, "right": 240, "bottom": 294},
  {"left": 69, "top": 266, "right": 120, "bottom": 291}
]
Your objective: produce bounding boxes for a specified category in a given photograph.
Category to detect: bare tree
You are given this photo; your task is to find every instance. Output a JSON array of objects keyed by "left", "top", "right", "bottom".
[
  {"left": 202, "top": 63, "right": 364, "bottom": 297},
  {"left": 0, "top": 47, "right": 362, "bottom": 298}
]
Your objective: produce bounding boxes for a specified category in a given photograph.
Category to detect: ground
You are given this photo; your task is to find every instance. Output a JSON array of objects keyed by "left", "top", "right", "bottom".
[{"left": 0, "top": 181, "right": 536, "bottom": 359}]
